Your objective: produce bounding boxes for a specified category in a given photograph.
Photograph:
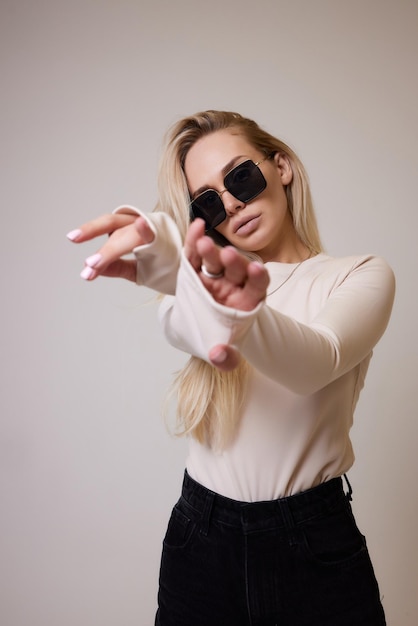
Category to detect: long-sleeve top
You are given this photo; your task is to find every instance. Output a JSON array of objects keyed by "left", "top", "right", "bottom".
[{"left": 115, "top": 206, "right": 396, "bottom": 502}]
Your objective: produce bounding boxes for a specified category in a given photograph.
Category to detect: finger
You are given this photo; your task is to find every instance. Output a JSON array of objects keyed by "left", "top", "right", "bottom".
[
  {"left": 196, "top": 237, "right": 224, "bottom": 276},
  {"left": 101, "top": 259, "right": 137, "bottom": 281},
  {"left": 215, "top": 260, "right": 268, "bottom": 311},
  {"left": 184, "top": 219, "right": 206, "bottom": 271},
  {"left": 80, "top": 259, "right": 137, "bottom": 282},
  {"left": 81, "top": 220, "right": 150, "bottom": 279},
  {"left": 241, "top": 261, "right": 270, "bottom": 302},
  {"left": 209, "top": 344, "right": 241, "bottom": 371},
  {"left": 134, "top": 216, "right": 155, "bottom": 244},
  {"left": 219, "top": 246, "right": 249, "bottom": 286},
  {"left": 66, "top": 213, "right": 137, "bottom": 243}
]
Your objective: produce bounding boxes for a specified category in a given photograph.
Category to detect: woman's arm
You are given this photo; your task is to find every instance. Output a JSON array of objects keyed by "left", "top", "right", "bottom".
[
  {"left": 237, "top": 255, "right": 395, "bottom": 393},
  {"left": 67, "top": 206, "right": 182, "bottom": 294},
  {"left": 159, "top": 221, "right": 395, "bottom": 393}
]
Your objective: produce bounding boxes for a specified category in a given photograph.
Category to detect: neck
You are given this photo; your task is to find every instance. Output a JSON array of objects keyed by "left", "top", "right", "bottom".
[{"left": 263, "top": 235, "right": 312, "bottom": 264}]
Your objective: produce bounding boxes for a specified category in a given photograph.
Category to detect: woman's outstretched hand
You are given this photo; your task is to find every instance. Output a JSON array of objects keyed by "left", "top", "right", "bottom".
[
  {"left": 184, "top": 219, "right": 269, "bottom": 371},
  {"left": 67, "top": 212, "right": 155, "bottom": 282}
]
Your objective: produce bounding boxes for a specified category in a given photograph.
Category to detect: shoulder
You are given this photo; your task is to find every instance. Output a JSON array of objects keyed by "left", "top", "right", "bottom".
[
  {"left": 309, "top": 254, "right": 396, "bottom": 308},
  {"left": 310, "top": 252, "right": 394, "bottom": 282}
]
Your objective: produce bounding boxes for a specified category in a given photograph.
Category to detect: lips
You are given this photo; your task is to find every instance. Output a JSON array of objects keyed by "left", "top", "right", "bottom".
[{"left": 233, "top": 214, "right": 261, "bottom": 235}]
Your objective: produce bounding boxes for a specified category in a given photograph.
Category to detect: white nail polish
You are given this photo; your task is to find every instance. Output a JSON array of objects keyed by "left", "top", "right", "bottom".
[
  {"left": 85, "top": 253, "right": 102, "bottom": 268},
  {"left": 66, "top": 229, "right": 82, "bottom": 241},
  {"left": 212, "top": 349, "right": 227, "bottom": 364},
  {"left": 80, "top": 266, "right": 94, "bottom": 280}
]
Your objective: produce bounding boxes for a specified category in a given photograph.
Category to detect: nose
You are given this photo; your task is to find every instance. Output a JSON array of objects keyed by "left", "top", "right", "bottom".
[{"left": 219, "top": 189, "right": 245, "bottom": 216}]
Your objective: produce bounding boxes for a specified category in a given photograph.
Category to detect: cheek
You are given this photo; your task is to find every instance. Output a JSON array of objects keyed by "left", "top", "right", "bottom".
[
  {"left": 215, "top": 220, "right": 229, "bottom": 237},
  {"left": 266, "top": 189, "right": 291, "bottom": 223},
  {"left": 268, "top": 178, "right": 289, "bottom": 204}
]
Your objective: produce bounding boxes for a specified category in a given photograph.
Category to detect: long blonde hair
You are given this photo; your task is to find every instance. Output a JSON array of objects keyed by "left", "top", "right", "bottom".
[{"left": 156, "top": 111, "right": 323, "bottom": 449}]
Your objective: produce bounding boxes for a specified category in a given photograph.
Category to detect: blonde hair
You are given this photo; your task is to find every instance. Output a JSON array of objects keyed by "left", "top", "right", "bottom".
[{"left": 156, "top": 110, "right": 323, "bottom": 449}]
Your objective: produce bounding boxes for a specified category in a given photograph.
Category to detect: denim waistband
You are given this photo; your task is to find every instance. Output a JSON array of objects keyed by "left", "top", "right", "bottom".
[{"left": 181, "top": 471, "right": 350, "bottom": 534}]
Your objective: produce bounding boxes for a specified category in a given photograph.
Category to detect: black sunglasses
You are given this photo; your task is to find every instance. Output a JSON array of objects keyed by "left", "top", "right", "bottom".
[{"left": 189, "top": 153, "right": 273, "bottom": 231}]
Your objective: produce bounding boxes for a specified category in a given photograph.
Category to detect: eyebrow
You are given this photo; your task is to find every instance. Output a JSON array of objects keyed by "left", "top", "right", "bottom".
[{"left": 190, "top": 155, "right": 248, "bottom": 199}]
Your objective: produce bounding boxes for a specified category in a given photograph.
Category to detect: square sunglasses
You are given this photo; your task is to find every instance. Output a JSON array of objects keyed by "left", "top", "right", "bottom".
[{"left": 189, "top": 153, "right": 274, "bottom": 231}]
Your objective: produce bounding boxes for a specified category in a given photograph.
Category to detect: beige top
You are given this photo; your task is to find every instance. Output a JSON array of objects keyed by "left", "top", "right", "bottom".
[{"left": 115, "top": 206, "right": 396, "bottom": 502}]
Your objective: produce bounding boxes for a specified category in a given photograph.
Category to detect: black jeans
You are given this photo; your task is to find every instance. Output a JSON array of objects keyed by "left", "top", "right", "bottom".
[{"left": 155, "top": 471, "right": 386, "bottom": 625}]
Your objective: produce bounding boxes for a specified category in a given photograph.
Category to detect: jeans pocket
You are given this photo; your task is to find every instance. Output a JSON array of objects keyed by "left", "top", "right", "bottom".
[
  {"left": 300, "top": 501, "right": 367, "bottom": 567},
  {"left": 162, "top": 502, "right": 197, "bottom": 550}
]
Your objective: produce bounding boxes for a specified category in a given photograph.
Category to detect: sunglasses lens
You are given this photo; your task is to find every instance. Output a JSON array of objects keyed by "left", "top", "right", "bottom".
[
  {"left": 224, "top": 160, "right": 267, "bottom": 202},
  {"left": 191, "top": 191, "right": 226, "bottom": 230}
]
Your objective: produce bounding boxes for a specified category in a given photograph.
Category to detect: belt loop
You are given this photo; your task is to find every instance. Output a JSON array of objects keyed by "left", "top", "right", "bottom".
[
  {"left": 278, "top": 497, "right": 296, "bottom": 530},
  {"left": 277, "top": 497, "right": 297, "bottom": 547},
  {"left": 200, "top": 490, "right": 215, "bottom": 536},
  {"left": 343, "top": 473, "right": 353, "bottom": 501}
]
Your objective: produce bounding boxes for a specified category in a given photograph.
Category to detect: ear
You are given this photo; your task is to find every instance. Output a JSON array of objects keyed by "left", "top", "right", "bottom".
[{"left": 273, "top": 152, "right": 293, "bottom": 185}]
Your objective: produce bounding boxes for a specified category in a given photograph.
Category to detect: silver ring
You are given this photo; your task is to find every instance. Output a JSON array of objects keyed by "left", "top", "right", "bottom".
[{"left": 201, "top": 264, "right": 224, "bottom": 279}]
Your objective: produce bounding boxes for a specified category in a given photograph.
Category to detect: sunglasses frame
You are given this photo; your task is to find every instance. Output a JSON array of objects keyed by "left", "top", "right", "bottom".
[{"left": 189, "top": 152, "right": 274, "bottom": 231}]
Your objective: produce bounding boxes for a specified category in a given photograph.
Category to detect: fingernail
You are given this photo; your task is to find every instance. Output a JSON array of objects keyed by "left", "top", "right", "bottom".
[
  {"left": 85, "top": 253, "right": 102, "bottom": 268},
  {"left": 80, "top": 266, "right": 95, "bottom": 280},
  {"left": 211, "top": 349, "right": 227, "bottom": 364},
  {"left": 66, "top": 229, "right": 82, "bottom": 241}
]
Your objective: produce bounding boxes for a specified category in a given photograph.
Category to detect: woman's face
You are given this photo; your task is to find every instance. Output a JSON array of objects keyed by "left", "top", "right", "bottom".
[{"left": 184, "top": 129, "right": 303, "bottom": 263}]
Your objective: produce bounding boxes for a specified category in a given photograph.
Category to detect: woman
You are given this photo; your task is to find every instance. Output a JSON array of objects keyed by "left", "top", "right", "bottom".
[{"left": 67, "top": 111, "right": 395, "bottom": 625}]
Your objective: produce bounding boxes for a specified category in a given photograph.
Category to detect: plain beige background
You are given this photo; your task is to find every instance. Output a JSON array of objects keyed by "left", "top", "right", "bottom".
[{"left": 1, "top": 0, "right": 417, "bottom": 624}]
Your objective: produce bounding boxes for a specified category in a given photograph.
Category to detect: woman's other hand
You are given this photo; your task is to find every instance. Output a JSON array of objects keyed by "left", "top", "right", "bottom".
[
  {"left": 184, "top": 219, "right": 269, "bottom": 311},
  {"left": 67, "top": 212, "right": 155, "bottom": 282},
  {"left": 184, "top": 219, "right": 269, "bottom": 372}
]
